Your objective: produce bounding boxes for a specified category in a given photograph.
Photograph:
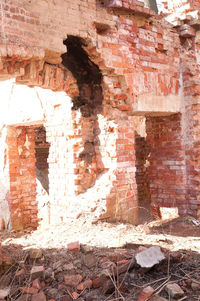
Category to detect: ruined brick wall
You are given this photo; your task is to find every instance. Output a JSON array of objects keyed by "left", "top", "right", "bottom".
[
  {"left": 146, "top": 114, "right": 187, "bottom": 215},
  {"left": 181, "top": 37, "right": 200, "bottom": 217},
  {"left": 0, "top": 0, "right": 200, "bottom": 228},
  {"left": 7, "top": 127, "right": 37, "bottom": 230}
]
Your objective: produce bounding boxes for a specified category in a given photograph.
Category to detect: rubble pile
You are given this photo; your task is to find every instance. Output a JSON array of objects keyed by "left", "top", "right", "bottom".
[{"left": 0, "top": 242, "right": 200, "bottom": 301}]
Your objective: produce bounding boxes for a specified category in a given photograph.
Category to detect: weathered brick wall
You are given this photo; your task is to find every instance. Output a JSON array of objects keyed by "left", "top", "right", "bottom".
[
  {"left": 181, "top": 40, "right": 200, "bottom": 217},
  {"left": 0, "top": 0, "right": 200, "bottom": 228},
  {"left": 0, "top": 0, "right": 180, "bottom": 98},
  {"left": 146, "top": 114, "right": 187, "bottom": 215},
  {"left": 7, "top": 127, "right": 37, "bottom": 230},
  {"left": 190, "top": 0, "right": 200, "bottom": 9}
]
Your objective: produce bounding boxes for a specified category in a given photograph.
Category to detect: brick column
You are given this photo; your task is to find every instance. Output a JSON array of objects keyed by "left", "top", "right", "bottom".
[
  {"left": 7, "top": 127, "right": 37, "bottom": 230},
  {"left": 104, "top": 115, "right": 138, "bottom": 224},
  {"left": 181, "top": 48, "right": 200, "bottom": 216}
]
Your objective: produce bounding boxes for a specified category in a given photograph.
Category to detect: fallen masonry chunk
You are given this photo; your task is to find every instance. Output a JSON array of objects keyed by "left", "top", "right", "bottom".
[
  {"left": 114, "top": 258, "right": 135, "bottom": 275},
  {"left": 136, "top": 224, "right": 150, "bottom": 234},
  {"left": 67, "top": 241, "right": 80, "bottom": 252},
  {"left": 165, "top": 283, "right": 184, "bottom": 299},
  {"left": 32, "top": 278, "right": 41, "bottom": 290},
  {"left": 64, "top": 274, "right": 83, "bottom": 287},
  {"left": 137, "top": 286, "right": 154, "bottom": 301},
  {"left": 30, "top": 266, "right": 44, "bottom": 280},
  {"left": 92, "top": 276, "right": 107, "bottom": 288},
  {"left": 77, "top": 279, "right": 92, "bottom": 290},
  {"left": 0, "top": 288, "right": 10, "bottom": 299},
  {"left": 83, "top": 254, "right": 96, "bottom": 268},
  {"left": 72, "top": 291, "right": 79, "bottom": 299},
  {"left": 136, "top": 246, "right": 165, "bottom": 268}
]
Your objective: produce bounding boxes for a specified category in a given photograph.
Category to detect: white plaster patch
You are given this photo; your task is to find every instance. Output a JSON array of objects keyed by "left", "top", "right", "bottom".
[
  {"left": 17, "top": 129, "right": 22, "bottom": 137},
  {"left": 24, "top": 134, "right": 31, "bottom": 150},
  {"left": 18, "top": 146, "right": 23, "bottom": 155},
  {"left": 133, "top": 94, "right": 181, "bottom": 115}
]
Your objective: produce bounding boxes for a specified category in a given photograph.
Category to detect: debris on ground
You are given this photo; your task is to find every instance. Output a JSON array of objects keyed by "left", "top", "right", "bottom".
[
  {"left": 165, "top": 283, "right": 184, "bottom": 299},
  {"left": 0, "top": 215, "right": 200, "bottom": 300},
  {"left": 135, "top": 246, "right": 165, "bottom": 269}
]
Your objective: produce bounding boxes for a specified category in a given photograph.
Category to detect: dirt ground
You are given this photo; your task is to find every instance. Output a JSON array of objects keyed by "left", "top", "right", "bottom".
[{"left": 1, "top": 215, "right": 200, "bottom": 300}]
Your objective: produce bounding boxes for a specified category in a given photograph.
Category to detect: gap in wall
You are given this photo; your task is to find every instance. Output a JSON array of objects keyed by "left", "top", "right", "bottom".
[
  {"left": 34, "top": 126, "right": 50, "bottom": 226},
  {"left": 134, "top": 116, "right": 152, "bottom": 223},
  {"left": 61, "top": 35, "right": 105, "bottom": 194}
]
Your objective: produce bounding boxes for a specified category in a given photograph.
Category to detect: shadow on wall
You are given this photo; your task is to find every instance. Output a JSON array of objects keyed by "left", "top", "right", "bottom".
[
  {"left": 134, "top": 131, "right": 152, "bottom": 224},
  {"left": 35, "top": 126, "right": 50, "bottom": 194},
  {"left": 0, "top": 181, "right": 10, "bottom": 229}
]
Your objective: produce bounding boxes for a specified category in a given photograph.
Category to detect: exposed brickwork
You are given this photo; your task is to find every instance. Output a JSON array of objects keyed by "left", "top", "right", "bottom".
[
  {"left": 0, "top": 0, "right": 200, "bottom": 231},
  {"left": 181, "top": 46, "right": 200, "bottom": 217},
  {"left": 146, "top": 114, "right": 187, "bottom": 215},
  {"left": 7, "top": 127, "right": 37, "bottom": 230}
]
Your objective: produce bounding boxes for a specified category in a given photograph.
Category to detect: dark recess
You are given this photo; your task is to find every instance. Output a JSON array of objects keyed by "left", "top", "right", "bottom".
[
  {"left": 61, "top": 35, "right": 105, "bottom": 181},
  {"left": 61, "top": 35, "right": 103, "bottom": 117}
]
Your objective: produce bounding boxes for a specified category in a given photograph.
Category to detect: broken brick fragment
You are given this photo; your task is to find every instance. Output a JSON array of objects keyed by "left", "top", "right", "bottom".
[
  {"left": 67, "top": 241, "right": 80, "bottom": 252},
  {"left": 137, "top": 286, "right": 155, "bottom": 301}
]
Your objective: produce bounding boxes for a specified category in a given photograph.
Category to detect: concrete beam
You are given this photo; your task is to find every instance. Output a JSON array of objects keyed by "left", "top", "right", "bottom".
[{"left": 132, "top": 94, "right": 181, "bottom": 116}]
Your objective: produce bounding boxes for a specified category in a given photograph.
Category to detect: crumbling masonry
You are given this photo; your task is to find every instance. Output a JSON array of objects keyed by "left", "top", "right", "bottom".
[{"left": 0, "top": 0, "right": 200, "bottom": 241}]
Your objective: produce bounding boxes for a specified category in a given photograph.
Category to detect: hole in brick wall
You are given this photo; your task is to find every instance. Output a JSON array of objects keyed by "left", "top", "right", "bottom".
[
  {"left": 62, "top": 35, "right": 103, "bottom": 117},
  {"left": 134, "top": 117, "right": 152, "bottom": 223},
  {"left": 61, "top": 36, "right": 105, "bottom": 193},
  {"left": 35, "top": 126, "right": 50, "bottom": 195},
  {"left": 94, "top": 22, "right": 111, "bottom": 35},
  {"left": 135, "top": 132, "right": 152, "bottom": 223}
]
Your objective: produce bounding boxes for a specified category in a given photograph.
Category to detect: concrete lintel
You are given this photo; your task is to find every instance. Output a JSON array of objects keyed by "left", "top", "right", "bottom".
[{"left": 132, "top": 94, "right": 181, "bottom": 116}]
